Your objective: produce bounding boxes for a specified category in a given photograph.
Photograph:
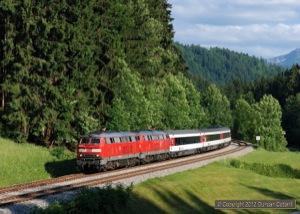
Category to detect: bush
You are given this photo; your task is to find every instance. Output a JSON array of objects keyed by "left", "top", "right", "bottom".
[
  {"left": 49, "top": 146, "right": 76, "bottom": 161},
  {"left": 31, "top": 183, "right": 133, "bottom": 214}
]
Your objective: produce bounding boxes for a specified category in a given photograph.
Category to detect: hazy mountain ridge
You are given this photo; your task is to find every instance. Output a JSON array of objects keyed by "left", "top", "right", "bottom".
[{"left": 268, "top": 48, "right": 300, "bottom": 68}]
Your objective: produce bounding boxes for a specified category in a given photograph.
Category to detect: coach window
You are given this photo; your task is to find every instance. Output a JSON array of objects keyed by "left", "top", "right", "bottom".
[
  {"left": 224, "top": 132, "right": 231, "bottom": 138},
  {"left": 207, "top": 134, "right": 221, "bottom": 141}
]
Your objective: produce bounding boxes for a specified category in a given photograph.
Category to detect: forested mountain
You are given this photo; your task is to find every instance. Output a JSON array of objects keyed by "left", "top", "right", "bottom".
[
  {"left": 268, "top": 48, "right": 300, "bottom": 68},
  {"left": 176, "top": 43, "right": 285, "bottom": 85}
]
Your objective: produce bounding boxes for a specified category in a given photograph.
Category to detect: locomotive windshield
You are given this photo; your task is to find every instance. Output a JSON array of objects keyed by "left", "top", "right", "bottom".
[
  {"left": 91, "top": 138, "right": 100, "bottom": 144},
  {"left": 80, "top": 137, "right": 89, "bottom": 144}
]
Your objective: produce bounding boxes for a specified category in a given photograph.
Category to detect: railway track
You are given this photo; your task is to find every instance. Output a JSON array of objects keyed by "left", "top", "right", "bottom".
[{"left": 0, "top": 141, "right": 251, "bottom": 207}]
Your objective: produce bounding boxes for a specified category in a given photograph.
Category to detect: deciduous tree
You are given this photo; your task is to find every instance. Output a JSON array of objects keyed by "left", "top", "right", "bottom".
[{"left": 253, "top": 95, "right": 287, "bottom": 151}]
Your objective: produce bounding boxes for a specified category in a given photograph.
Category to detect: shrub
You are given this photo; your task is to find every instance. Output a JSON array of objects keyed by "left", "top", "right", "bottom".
[
  {"left": 50, "top": 146, "right": 66, "bottom": 159},
  {"left": 31, "top": 183, "right": 133, "bottom": 214}
]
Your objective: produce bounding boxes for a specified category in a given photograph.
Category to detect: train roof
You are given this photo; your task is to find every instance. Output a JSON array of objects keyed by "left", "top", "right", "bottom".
[
  {"left": 166, "top": 127, "right": 230, "bottom": 137},
  {"left": 81, "top": 127, "right": 230, "bottom": 138},
  {"left": 82, "top": 130, "right": 137, "bottom": 138},
  {"left": 82, "top": 130, "right": 166, "bottom": 138},
  {"left": 139, "top": 130, "right": 166, "bottom": 135}
]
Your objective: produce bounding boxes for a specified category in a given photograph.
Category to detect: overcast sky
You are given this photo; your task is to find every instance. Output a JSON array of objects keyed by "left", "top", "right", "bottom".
[{"left": 168, "top": 0, "right": 300, "bottom": 59}]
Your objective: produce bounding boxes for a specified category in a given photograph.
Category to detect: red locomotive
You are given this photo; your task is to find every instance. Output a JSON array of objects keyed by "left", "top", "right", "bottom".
[{"left": 77, "top": 127, "right": 231, "bottom": 172}]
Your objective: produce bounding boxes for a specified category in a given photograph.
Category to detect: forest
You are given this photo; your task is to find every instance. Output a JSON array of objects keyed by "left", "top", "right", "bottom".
[
  {"left": 176, "top": 43, "right": 285, "bottom": 85},
  {"left": 0, "top": 0, "right": 298, "bottom": 151}
]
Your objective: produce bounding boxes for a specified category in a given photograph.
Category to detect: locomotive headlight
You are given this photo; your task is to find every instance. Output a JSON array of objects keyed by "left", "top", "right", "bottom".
[
  {"left": 96, "top": 154, "right": 99, "bottom": 157},
  {"left": 80, "top": 154, "right": 83, "bottom": 157}
]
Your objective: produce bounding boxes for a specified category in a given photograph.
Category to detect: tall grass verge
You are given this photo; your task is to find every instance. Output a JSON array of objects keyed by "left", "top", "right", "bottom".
[
  {"left": 229, "top": 159, "right": 300, "bottom": 178},
  {"left": 0, "top": 138, "right": 76, "bottom": 186}
]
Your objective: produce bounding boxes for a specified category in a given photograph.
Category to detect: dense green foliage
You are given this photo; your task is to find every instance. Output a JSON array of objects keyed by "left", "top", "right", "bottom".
[
  {"left": 0, "top": 0, "right": 191, "bottom": 147},
  {"left": 233, "top": 95, "right": 287, "bottom": 151},
  {"left": 283, "top": 94, "right": 300, "bottom": 146},
  {"left": 0, "top": 0, "right": 297, "bottom": 152},
  {"left": 223, "top": 64, "right": 300, "bottom": 148},
  {"left": 0, "top": 0, "right": 106, "bottom": 145},
  {"left": 202, "top": 84, "right": 232, "bottom": 127},
  {"left": 177, "top": 43, "right": 284, "bottom": 85}
]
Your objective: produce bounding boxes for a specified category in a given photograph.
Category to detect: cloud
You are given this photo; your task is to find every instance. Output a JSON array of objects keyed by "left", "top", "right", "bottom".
[
  {"left": 174, "top": 23, "right": 300, "bottom": 58},
  {"left": 169, "top": 0, "right": 300, "bottom": 57},
  {"left": 171, "top": 0, "right": 300, "bottom": 24}
]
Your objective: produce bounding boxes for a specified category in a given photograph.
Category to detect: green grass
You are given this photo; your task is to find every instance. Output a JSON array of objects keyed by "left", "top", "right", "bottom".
[
  {"left": 0, "top": 137, "right": 76, "bottom": 187},
  {"left": 124, "top": 149, "right": 300, "bottom": 214},
  {"left": 238, "top": 148, "right": 300, "bottom": 165}
]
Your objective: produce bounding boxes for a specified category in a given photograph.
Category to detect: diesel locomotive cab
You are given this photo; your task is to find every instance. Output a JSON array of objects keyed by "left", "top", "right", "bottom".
[{"left": 77, "top": 134, "right": 103, "bottom": 171}]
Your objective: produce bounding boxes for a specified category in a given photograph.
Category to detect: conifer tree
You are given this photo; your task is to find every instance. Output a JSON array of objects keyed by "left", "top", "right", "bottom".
[{"left": 283, "top": 93, "right": 300, "bottom": 147}]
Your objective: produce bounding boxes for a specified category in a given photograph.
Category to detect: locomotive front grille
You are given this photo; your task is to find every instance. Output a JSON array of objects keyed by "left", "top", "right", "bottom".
[{"left": 80, "top": 154, "right": 99, "bottom": 158}]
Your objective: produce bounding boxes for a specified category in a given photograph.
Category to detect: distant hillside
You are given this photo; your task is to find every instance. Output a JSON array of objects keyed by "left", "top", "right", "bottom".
[
  {"left": 268, "top": 48, "right": 300, "bottom": 68},
  {"left": 176, "top": 43, "right": 284, "bottom": 85}
]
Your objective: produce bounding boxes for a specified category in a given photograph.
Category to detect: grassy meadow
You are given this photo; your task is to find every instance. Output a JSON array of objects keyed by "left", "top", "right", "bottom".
[
  {"left": 125, "top": 149, "right": 300, "bottom": 214},
  {"left": 0, "top": 137, "right": 77, "bottom": 187}
]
